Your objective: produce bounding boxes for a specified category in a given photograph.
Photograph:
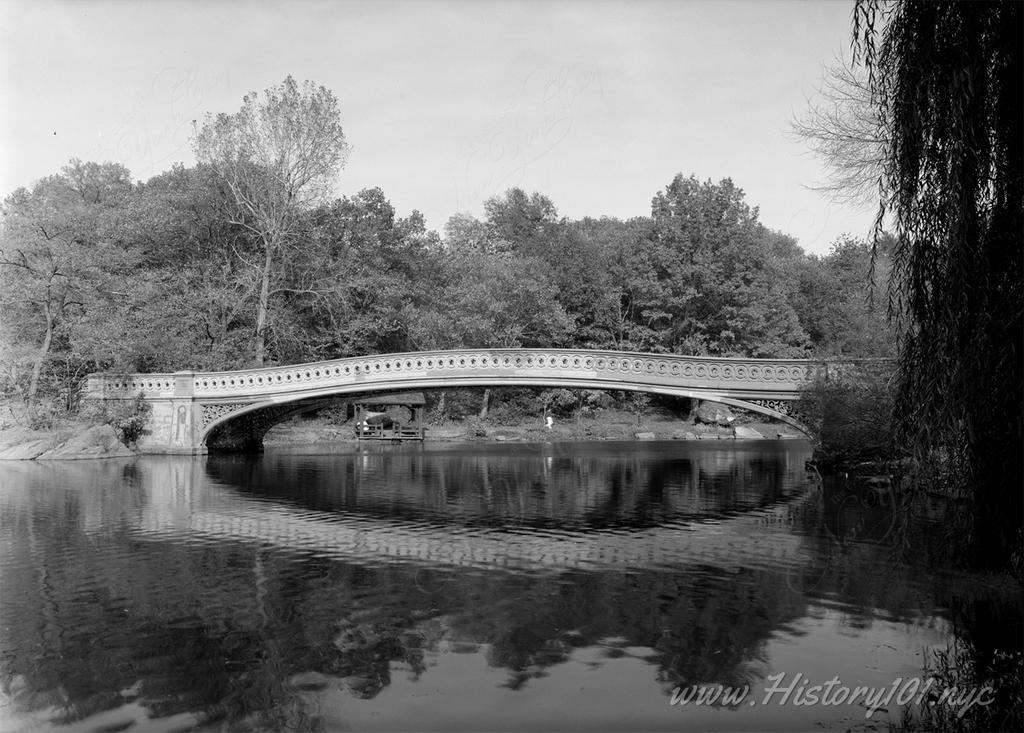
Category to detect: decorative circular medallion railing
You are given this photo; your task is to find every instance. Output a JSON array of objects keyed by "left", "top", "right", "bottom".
[{"left": 86, "top": 349, "right": 820, "bottom": 400}]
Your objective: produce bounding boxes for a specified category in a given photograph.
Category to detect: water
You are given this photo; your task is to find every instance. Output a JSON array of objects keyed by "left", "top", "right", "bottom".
[{"left": 0, "top": 441, "right": 1013, "bottom": 731}]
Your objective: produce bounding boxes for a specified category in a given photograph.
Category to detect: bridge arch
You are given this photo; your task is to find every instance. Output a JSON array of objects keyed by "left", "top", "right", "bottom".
[
  {"left": 199, "top": 382, "right": 806, "bottom": 451},
  {"left": 202, "top": 396, "right": 348, "bottom": 452},
  {"left": 84, "top": 349, "right": 820, "bottom": 453}
]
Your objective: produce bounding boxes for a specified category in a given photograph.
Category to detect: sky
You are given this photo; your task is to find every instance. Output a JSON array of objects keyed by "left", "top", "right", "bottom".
[{"left": 0, "top": 0, "right": 874, "bottom": 254}]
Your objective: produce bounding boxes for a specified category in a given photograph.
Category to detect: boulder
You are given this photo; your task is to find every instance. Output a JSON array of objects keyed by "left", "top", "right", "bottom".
[
  {"left": 0, "top": 437, "right": 59, "bottom": 460},
  {"left": 341, "top": 675, "right": 377, "bottom": 696},
  {"left": 35, "top": 425, "right": 134, "bottom": 460},
  {"left": 364, "top": 414, "right": 395, "bottom": 428},
  {"left": 634, "top": 432, "right": 657, "bottom": 440},
  {"left": 0, "top": 424, "right": 134, "bottom": 461},
  {"left": 733, "top": 425, "right": 763, "bottom": 439},
  {"left": 694, "top": 400, "right": 735, "bottom": 426},
  {"left": 289, "top": 671, "right": 329, "bottom": 691}
]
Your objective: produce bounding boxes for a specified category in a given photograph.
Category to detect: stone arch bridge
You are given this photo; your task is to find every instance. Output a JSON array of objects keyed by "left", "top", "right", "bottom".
[{"left": 84, "top": 349, "right": 829, "bottom": 454}]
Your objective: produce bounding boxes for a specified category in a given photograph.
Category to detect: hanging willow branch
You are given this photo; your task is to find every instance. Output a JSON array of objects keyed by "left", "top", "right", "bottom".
[{"left": 854, "top": 0, "right": 1023, "bottom": 572}]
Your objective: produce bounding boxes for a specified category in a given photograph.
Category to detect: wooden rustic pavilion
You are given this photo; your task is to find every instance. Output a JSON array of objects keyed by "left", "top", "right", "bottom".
[{"left": 353, "top": 391, "right": 426, "bottom": 441}]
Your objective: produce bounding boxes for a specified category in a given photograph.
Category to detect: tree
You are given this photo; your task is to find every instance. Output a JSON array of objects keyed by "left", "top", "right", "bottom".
[
  {"left": 0, "top": 161, "right": 135, "bottom": 402},
  {"left": 192, "top": 75, "right": 350, "bottom": 365},
  {"left": 430, "top": 213, "right": 572, "bottom": 352},
  {"left": 855, "top": 1, "right": 1022, "bottom": 571},
  {"left": 75, "top": 163, "right": 264, "bottom": 373},
  {"left": 483, "top": 188, "right": 559, "bottom": 256},
  {"left": 407, "top": 213, "right": 573, "bottom": 416},
  {"left": 559, "top": 216, "right": 653, "bottom": 350},
  {"left": 790, "top": 62, "right": 887, "bottom": 206},
  {"left": 302, "top": 188, "right": 439, "bottom": 360},
  {"left": 793, "top": 235, "right": 895, "bottom": 357},
  {"left": 641, "top": 175, "right": 809, "bottom": 356}
]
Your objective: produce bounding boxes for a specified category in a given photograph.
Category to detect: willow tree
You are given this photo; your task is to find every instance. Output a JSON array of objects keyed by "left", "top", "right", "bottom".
[
  {"left": 855, "top": 1, "right": 1022, "bottom": 571},
  {"left": 192, "top": 76, "right": 350, "bottom": 365}
]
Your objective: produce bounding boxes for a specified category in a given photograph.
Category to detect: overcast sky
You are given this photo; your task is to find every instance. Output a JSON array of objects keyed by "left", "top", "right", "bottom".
[{"left": 1, "top": 0, "right": 873, "bottom": 254}]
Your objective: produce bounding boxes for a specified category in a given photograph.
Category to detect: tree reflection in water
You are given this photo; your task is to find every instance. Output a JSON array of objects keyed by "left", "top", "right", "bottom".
[{"left": 0, "top": 444, "right": 1018, "bottom": 730}]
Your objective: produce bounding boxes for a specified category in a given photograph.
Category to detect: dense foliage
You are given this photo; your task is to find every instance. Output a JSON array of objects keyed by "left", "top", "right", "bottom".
[
  {"left": 1, "top": 75, "right": 896, "bottom": 432},
  {"left": 0, "top": 164, "right": 892, "bottom": 411}
]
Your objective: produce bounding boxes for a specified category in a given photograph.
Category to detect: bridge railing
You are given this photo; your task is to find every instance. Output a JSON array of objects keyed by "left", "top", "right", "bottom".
[{"left": 85, "top": 349, "right": 829, "bottom": 400}]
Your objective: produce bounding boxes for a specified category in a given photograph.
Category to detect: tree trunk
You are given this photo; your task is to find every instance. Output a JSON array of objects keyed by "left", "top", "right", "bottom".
[
  {"left": 478, "top": 388, "right": 490, "bottom": 418},
  {"left": 253, "top": 244, "right": 274, "bottom": 366},
  {"left": 27, "top": 305, "right": 55, "bottom": 402}
]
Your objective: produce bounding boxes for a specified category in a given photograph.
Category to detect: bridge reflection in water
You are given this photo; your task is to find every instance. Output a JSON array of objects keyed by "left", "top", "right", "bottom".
[
  {"left": 10, "top": 442, "right": 958, "bottom": 732},
  {"left": 137, "top": 443, "right": 817, "bottom": 574}
]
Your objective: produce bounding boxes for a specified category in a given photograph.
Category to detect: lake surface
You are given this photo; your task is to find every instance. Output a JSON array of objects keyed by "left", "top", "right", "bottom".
[{"left": 0, "top": 440, "right": 1014, "bottom": 731}]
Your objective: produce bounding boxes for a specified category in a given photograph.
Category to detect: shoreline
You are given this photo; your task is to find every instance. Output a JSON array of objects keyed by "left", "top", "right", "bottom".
[
  {"left": 0, "top": 421, "right": 135, "bottom": 461},
  {"left": 0, "top": 414, "right": 807, "bottom": 461},
  {"left": 264, "top": 415, "right": 807, "bottom": 447}
]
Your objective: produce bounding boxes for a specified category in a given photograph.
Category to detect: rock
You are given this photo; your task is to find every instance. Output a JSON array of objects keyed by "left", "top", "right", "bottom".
[
  {"left": 733, "top": 425, "right": 763, "bottom": 439},
  {"left": 35, "top": 425, "right": 134, "bottom": 460},
  {"left": 0, "top": 437, "right": 59, "bottom": 460},
  {"left": 155, "top": 712, "right": 203, "bottom": 733},
  {"left": 694, "top": 401, "right": 735, "bottom": 426},
  {"left": 334, "top": 623, "right": 380, "bottom": 652},
  {"left": 671, "top": 430, "right": 698, "bottom": 440},
  {"left": 0, "top": 424, "right": 134, "bottom": 461},
  {"left": 6, "top": 674, "right": 29, "bottom": 702},
  {"left": 634, "top": 432, "right": 656, "bottom": 440},
  {"left": 341, "top": 675, "right": 376, "bottom": 695},
  {"left": 289, "top": 671, "right": 329, "bottom": 691}
]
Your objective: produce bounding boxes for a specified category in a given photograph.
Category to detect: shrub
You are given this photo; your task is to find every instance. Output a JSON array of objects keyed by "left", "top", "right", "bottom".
[
  {"left": 799, "top": 361, "right": 896, "bottom": 470},
  {"left": 80, "top": 393, "right": 152, "bottom": 446},
  {"left": 318, "top": 405, "right": 350, "bottom": 425},
  {"left": 894, "top": 640, "right": 1023, "bottom": 732},
  {"left": 25, "top": 402, "right": 61, "bottom": 431}
]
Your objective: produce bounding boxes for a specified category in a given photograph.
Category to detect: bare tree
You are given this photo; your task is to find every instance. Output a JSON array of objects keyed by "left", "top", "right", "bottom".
[
  {"left": 192, "top": 76, "right": 350, "bottom": 365},
  {"left": 791, "top": 62, "right": 887, "bottom": 207}
]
